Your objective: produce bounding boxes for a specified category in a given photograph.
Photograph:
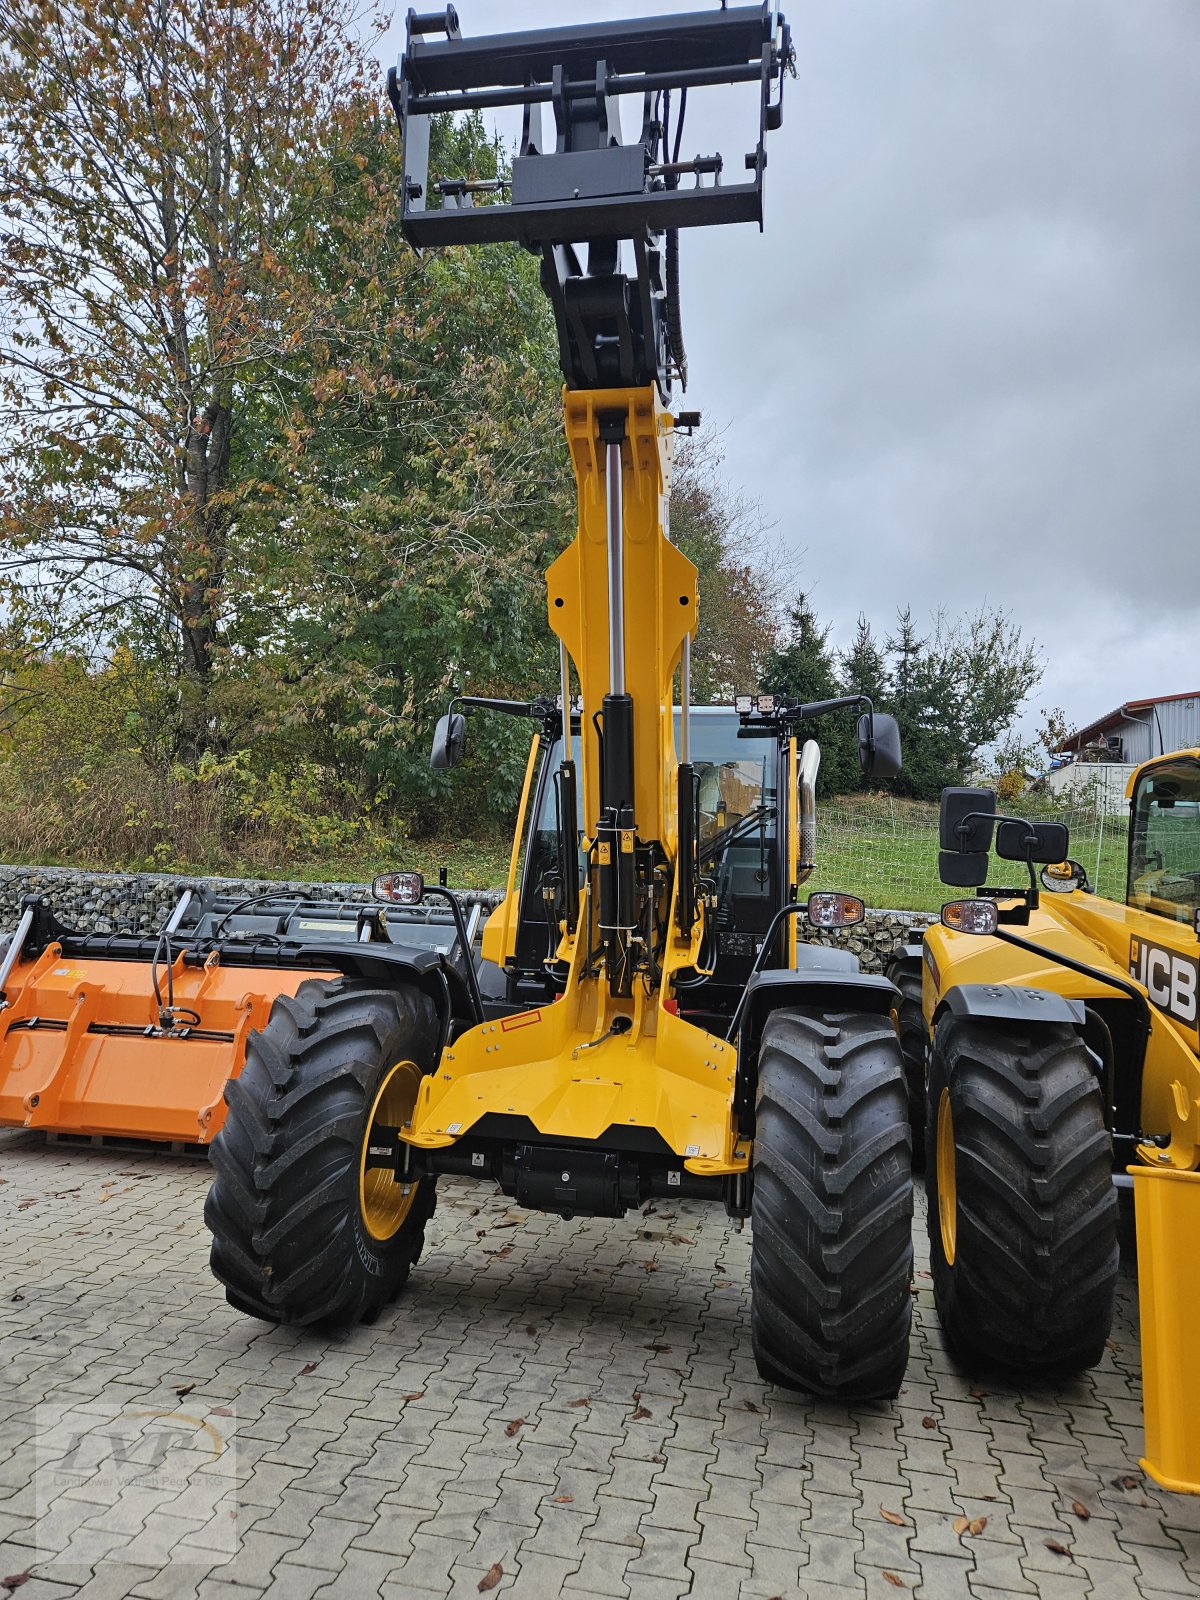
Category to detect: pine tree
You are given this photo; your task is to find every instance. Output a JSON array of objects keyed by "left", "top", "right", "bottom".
[{"left": 761, "top": 594, "right": 859, "bottom": 793}]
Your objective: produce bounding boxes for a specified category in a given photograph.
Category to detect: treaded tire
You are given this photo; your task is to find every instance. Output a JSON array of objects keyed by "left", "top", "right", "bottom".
[
  {"left": 205, "top": 977, "right": 438, "bottom": 1327},
  {"left": 926, "top": 1014, "right": 1118, "bottom": 1375},
  {"left": 887, "top": 958, "right": 928, "bottom": 1170},
  {"left": 750, "top": 1009, "right": 913, "bottom": 1399}
]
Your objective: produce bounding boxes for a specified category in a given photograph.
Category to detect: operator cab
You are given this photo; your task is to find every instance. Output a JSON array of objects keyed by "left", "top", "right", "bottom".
[
  {"left": 509, "top": 707, "right": 781, "bottom": 1003},
  {"left": 1128, "top": 754, "right": 1200, "bottom": 929}
]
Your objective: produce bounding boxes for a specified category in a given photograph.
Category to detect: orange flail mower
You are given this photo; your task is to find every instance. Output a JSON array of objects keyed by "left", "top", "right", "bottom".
[{"left": 0, "top": 889, "right": 481, "bottom": 1147}]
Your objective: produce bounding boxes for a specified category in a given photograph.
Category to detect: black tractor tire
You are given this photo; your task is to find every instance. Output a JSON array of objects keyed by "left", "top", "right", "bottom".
[
  {"left": 926, "top": 1014, "right": 1118, "bottom": 1376},
  {"left": 750, "top": 1009, "right": 913, "bottom": 1399},
  {"left": 205, "top": 977, "right": 439, "bottom": 1327},
  {"left": 887, "top": 958, "right": 928, "bottom": 1170}
]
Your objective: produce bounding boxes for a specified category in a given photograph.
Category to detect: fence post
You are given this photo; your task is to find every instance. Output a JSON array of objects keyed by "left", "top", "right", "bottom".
[{"left": 1094, "top": 790, "right": 1106, "bottom": 895}]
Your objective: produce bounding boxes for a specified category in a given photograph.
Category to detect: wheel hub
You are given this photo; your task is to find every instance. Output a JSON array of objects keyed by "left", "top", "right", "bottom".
[
  {"left": 936, "top": 1087, "right": 958, "bottom": 1266},
  {"left": 359, "top": 1059, "right": 423, "bottom": 1241}
]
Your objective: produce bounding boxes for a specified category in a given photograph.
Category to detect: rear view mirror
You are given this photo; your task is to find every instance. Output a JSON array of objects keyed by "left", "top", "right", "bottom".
[
  {"left": 995, "top": 819, "right": 1070, "bottom": 865},
  {"left": 373, "top": 871, "right": 425, "bottom": 905},
  {"left": 857, "top": 712, "right": 902, "bottom": 781},
  {"left": 430, "top": 711, "right": 466, "bottom": 770},
  {"left": 939, "top": 787, "right": 995, "bottom": 888},
  {"left": 1041, "top": 859, "right": 1088, "bottom": 894}
]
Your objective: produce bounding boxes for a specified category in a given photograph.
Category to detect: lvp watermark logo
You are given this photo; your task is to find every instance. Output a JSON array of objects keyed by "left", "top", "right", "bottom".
[{"left": 34, "top": 1400, "right": 239, "bottom": 1569}]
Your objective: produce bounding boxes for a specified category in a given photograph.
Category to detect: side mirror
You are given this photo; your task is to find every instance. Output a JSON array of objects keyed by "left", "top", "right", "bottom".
[
  {"left": 1041, "top": 859, "right": 1089, "bottom": 894},
  {"left": 372, "top": 871, "right": 425, "bottom": 905},
  {"left": 995, "top": 818, "right": 1070, "bottom": 865},
  {"left": 938, "top": 787, "right": 995, "bottom": 888},
  {"left": 857, "top": 711, "right": 902, "bottom": 781},
  {"left": 430, "top": 711, "right": 466, "bottom": 770}
]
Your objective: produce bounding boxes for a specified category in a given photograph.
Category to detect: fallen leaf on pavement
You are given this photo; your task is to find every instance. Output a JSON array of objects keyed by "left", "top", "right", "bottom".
[
  {"left": 1105, "top": 1338, "right": 1121, "bottom": 1352},
  {"left": 642, "top": 1260, "right": 659, "bottom": 1272},
  {"left": 743, "top": 1400, "right": 763, "bottom": 1413},
  {"left": 173, "top": 1384, "right": 195, "bottom": 1397},
  {"left": 526, "top": 1325, "right": 538, "bottom": 1337},
  {"left": 478, "top": 1563, "right": 503, "bottom": 1593},
  {"left": 1071, "top": 1500, "right": 1090, "bottom": 1521},
  {"left": 211, "top": 1407, "right": 233, "bottom": 1417},
  {"left": 1045, "top": 1539, "right": 1072, "bottom": 1557},
  {"left": 553, "top": 1494, "right": 574, "bottom": 1504},
  {"left": 2, "top": 1575, "right": 31, "bottom": 1592},
  {"left": 921, "top": 1416, "right": 937, "bottom": 1430},
  {"left": 505, "top": 1416, "right": 526, "bottom": 1437},
  {"left": 952, "top": 1516, "right": 969, "bottom": 1536},
  {"left": 969, "top": 1386, "right": 988, "bottom": 1399},
  {"left": 489, "top": 1244, "right": 513, "bottom": 1259},
  {"left": 402, "top": 1392, "right": 424, "bottom": 1403},
  {"left": 880, "top": 1506, "right": 907, "bottom": 1527},
  {"left": 968, "top": 1517, "right": 988, "bottom": 1536},
  {"left": 568, "top": 1398, "right": 591, "bottom": 1408},
  {"left": 632, "top": 1406, "right": 652, "bottom": 1421},
  {"left": 646, "top": 1343, "right": 671, "bottom": 1353},
  {"left": 1112, "top": 1474, "right": 1142, "bottom": 1491},
  {"left": 300, "top": 1362, "right": 318, "bottom": 1376},
  {"left": 883, "top": 1575, "right": 907, "bottom": 1590},
  {"left": 714, "top": 1262, "right": 726, "bottom": 1274}
]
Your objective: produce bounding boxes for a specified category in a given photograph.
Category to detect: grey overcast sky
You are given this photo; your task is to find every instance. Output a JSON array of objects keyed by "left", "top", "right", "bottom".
[{"left": 380, "top": 1, "right": 1200, "bottom": 738}]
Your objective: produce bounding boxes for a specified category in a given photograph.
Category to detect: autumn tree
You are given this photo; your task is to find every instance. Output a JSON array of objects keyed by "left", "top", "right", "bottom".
[
  {"left": 670, "top": 433, "right": 789, "bottom": 702},
  {"left": 0, "top": 0, "right": 386, "bottom": 752}
]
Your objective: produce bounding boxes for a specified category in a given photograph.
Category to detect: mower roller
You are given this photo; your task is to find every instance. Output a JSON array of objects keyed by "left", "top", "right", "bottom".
[{"left": 890, "top": 752, "right": 1200, "bottom": 1491}]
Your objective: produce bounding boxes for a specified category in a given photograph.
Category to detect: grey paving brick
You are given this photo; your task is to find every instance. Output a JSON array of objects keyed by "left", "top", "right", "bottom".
[{"left": 4, "top": 1150, "right": 1191, "bottom": 1600}]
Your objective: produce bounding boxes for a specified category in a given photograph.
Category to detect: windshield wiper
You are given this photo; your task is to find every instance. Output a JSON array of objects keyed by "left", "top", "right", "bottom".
[{"left": 699, "top": 803, "right": 775, "bottom": 863}]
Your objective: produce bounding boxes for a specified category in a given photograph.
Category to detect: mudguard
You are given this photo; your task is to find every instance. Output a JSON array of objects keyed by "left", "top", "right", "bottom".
[
  {"left": 935, "top": 983, "right": 1086, "bottom": 1030},
  {"left": 735, "top": 962, "right": 900, "bottom": 1115}
]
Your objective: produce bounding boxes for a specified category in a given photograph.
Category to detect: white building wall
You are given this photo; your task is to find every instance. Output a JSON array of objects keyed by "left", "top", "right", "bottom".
[{"left": 1045, "top": 762, "right": 1137, "bottom": 816}]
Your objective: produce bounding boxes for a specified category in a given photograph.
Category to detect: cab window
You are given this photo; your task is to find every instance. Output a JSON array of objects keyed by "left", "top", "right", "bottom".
[{"left": 1129, "top": 762, "right": 1200, "bottom": 925}]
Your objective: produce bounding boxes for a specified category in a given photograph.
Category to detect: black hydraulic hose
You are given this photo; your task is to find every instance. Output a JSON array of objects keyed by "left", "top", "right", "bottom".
[
  {"left": 666, "top": 228, "right": 686, "bottom": 390},
  {"left": 664, "top": 86, "right": 687, "bottom": 389}
]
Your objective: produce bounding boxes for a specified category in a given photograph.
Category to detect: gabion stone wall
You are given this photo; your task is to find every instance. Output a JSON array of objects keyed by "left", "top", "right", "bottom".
[{"left": 0, "top": 866, "right": 932, "bottom": 973}]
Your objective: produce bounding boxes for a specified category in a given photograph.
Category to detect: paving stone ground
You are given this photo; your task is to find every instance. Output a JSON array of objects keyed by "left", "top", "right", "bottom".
[{"left": 2, "top": 1128, "right": 1199, "bottom": 1600}]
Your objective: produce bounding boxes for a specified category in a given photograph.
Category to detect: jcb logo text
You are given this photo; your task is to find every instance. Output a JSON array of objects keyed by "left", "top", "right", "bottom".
[{"left": 1130, "top": 937, "right": 1199, "bottom": 1030}]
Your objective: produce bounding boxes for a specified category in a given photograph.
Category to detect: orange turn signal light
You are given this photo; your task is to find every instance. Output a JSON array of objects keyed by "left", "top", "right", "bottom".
[
  {"left": 806, "top": 892, "right": 866, "bottom": 929},
  {"left": 940, "top": 898, "right": 999, "bottom": 936}
]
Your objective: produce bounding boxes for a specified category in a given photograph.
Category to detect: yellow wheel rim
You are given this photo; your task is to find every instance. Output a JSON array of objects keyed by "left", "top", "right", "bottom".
[
  {"left": 359, "top": 1059, "right": 423, "bottom": 1242},
  {"left": 936, "top": 1088, "right": 957, "bottom": 1266}
]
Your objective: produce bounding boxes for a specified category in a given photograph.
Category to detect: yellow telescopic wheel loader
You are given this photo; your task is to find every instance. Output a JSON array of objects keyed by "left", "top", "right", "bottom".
[
  {"left": 200, "top": 4, "right": 920, "bottom": 1399},
  {"left": 887, "top": 751, "right": 1200, "bottom": 1490}
]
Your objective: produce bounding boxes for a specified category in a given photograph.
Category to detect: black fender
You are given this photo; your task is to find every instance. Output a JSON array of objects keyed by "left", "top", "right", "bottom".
[
  {"left": 290, "top": 941, "right": 470, "bottom": 1050},
  {"left": 734, "top": 961, "right": 900, "bottom": 1129},
  {"left": 934, "top": 983, "right": 1086, "bottom": 1031}
]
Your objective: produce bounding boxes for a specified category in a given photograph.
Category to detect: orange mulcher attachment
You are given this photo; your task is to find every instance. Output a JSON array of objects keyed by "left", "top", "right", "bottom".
[{"left": 0, "top": 889, "right": 483, "bottom": 1148}]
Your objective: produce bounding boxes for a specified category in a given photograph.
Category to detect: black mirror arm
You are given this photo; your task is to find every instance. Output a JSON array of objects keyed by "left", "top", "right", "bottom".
[
  {"left": 455, "top": 694, "right": 580, "bottom": 742},
  {"left": 419, "top": 885, "right": 485, "bottom": 1025},
  {"left": 951, "top": 808, "right": 1044, "bottom": 912}
]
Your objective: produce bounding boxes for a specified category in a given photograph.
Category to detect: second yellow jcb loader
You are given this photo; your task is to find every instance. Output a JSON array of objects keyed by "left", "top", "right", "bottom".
[{"left": 888, "top": 752, "right": 1200, "bottom": 1491}]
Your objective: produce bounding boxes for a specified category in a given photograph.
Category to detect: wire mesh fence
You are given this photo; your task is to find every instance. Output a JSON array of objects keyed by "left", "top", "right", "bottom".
[{"left": 803, "top": 790, "right": 1129, "bottom": 913}]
